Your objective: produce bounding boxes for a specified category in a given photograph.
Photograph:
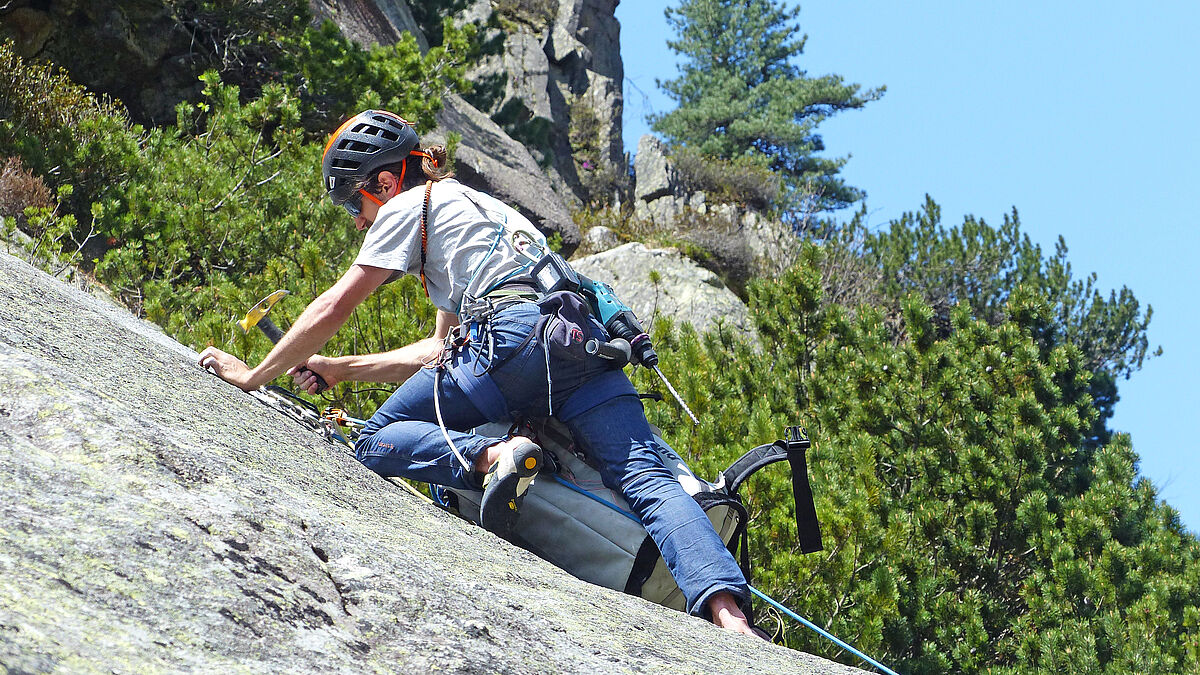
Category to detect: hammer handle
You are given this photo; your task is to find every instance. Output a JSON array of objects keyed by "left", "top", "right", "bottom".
[
  {"left": 258, "top": 318, "right": 285, "bottom": 343},
  {"left": 258, "top": 318, "right": 328, "bottom": 393}
]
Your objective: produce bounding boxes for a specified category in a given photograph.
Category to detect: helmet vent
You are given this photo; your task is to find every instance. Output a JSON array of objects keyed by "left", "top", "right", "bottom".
[
  {"left": 323, "top": 110, "right": 418, "bottom": 193},
  {"left": 338, "top": 139, "right": 377, "bottom": 153}
]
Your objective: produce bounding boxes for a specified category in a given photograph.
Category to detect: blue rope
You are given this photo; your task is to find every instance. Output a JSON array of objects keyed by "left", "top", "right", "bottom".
[
  {"left": 551, "top": 475, "right": 643, "bottom": 525},
  {"left": 749, "top": 585, "right": 900, "bottom": 675}
]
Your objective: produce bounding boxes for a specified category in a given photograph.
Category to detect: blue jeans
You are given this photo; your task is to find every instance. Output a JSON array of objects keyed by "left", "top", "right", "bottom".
[{"left": 354, "top": 302, "right": 748, "bottom": 617}]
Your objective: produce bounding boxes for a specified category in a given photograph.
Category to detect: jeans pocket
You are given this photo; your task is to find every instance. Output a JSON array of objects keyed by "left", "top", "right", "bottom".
[{"left": 480, "top": 314, "right": 539, "bottom": 371}]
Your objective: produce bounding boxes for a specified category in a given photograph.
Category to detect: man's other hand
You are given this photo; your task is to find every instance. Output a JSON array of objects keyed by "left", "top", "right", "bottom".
[
  {"left": 199, "top": 347, "right": 257, "bottom": 392},
  {"left": 289, "top": 354, "right": 339, "bottom": 395}
]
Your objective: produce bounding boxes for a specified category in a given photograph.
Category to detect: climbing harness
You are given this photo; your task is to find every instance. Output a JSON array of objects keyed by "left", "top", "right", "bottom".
[{"left": 431, "top": 288, "right": 544, "bottom": 472}]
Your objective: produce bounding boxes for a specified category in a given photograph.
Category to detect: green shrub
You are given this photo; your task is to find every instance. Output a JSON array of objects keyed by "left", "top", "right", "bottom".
[
  {"left": 670, "top": 146, "right": 781, "bottom": 211},
  {"left": 162, "top": 0, "right": 312, "bottom": 99},
  {"left": 0, "top": 23, "right": 473, "bottom": 417},
  {"left": 0, "top": 40, "right": 141, "bottom": 221},
  {"left": 278, "top": 18, "right": 476, "bottom": 136},
  {"left": 639, "top": 251, "right": 1198, "bottom": 672}
]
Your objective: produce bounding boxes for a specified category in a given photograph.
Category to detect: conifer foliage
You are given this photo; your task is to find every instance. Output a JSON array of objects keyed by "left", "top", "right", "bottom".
[
  {"left": 651, "top": 0, "right": 882, "bottom": 211},
  {"left": 640, "top": 245, "right": 1197, "bottom": 673}
]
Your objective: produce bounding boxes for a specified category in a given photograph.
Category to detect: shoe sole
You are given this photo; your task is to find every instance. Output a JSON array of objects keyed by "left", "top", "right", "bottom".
[{"left": 480, "top": 442, "right": 543, "bottom": 536}]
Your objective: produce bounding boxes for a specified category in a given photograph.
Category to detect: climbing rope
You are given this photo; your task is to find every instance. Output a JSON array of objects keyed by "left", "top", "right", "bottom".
[{"left": 748, "top": 585, "right": 900, "bottom": 675}]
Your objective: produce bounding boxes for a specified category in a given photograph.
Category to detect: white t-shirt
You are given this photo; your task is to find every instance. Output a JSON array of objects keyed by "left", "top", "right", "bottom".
[{"left": 353, "top": 179, "right": 547, "bottom": 314}]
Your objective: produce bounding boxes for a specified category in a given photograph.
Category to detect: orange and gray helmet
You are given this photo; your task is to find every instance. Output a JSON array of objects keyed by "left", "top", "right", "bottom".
[{"left": 322, "top": 110, "right": 420, "bottom": 212}]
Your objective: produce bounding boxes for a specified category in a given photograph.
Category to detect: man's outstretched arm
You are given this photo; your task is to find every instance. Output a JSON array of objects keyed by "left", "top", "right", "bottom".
[{"left": 199, "top": 264, "right": 393, "bottom": 391}]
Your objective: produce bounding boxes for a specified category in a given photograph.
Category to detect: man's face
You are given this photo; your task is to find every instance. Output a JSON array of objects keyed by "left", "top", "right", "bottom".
[
  {"left": 353, "top": 195, "right": 381, "bottom": 231},
  {"left": 349, "top": 171, "right": 399, "bottom": 231}
]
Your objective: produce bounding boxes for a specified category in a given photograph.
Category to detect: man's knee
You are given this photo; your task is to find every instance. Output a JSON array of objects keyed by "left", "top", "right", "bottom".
[
  {"left": 617, "top": 463, "right": 684, "bottom": 504},
  {"left": 354, "top": 430, "right": 406, "bottom": 472}
]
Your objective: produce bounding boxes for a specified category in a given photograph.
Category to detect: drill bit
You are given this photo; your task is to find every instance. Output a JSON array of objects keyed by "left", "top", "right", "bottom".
[{"left": 652, "top": 365, "right": 700, "bottom": 426}]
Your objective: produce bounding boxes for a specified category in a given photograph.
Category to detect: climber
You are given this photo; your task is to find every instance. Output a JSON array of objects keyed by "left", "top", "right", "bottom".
[{"left": 197, "top": 110, "right": 760, "bottom": 637}]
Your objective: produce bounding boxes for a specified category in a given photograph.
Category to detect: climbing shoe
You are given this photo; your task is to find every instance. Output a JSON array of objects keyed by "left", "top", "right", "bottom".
[{"left": 480, "top": 440, "right": 543, "bottom": 536}]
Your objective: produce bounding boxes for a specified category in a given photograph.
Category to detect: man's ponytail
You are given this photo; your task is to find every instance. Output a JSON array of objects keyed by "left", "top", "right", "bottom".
[{"left": 422, "top": 145, "right": 454, "bottom": 181}]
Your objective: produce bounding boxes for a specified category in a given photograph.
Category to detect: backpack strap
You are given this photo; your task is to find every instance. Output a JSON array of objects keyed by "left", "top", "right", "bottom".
[{"left": 722, "top": 426, "right": 823, "bottom": 554}]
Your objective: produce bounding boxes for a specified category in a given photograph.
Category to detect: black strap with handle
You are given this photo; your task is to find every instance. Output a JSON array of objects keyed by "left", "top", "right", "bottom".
[{"left": 722, "top": 426, "right": 823, "bottom": 554}]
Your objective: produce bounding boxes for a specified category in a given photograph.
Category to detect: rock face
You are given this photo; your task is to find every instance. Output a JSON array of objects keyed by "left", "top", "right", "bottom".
[
  {"left": 0, "top": 251, "right": 860, "bottom": 673},
  {"left": 572, "top": 242, "right": 755, "bottom": 339},
  {"left": 313, "top": 3, "right": 585, "bottom": 251},
  {"left": 633, "top": 134, "right": 704, "bottom": 226},
  {"left": 0, "top": 0, "right": 202, "bottom": 124},
  {"left": 631, "top": 134, "right": 801, "bottom": 282},
  {"left": 458, "top": 0, "right": 625, "bottom": 204},
  {"left": 310, "top": 0, "right": 428, "bottom": 52}
]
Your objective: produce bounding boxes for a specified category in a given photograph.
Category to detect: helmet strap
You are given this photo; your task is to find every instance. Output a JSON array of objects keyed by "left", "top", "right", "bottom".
[{"left": 359, "top": 188, "right": 384, "bottom": 208}]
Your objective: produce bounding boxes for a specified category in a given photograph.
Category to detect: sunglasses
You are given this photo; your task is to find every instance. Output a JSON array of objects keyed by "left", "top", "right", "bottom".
[{"left": 342, "top": 187, "right": 384, "bottom": 218}]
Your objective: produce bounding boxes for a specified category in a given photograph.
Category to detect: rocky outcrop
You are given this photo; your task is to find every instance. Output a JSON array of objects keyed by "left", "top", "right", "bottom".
[
  {"left": 631, "top": 135, "right": 801, "bottom": 281},
  {"left": 0, "top": 252, "right": 862, "bottom": 673},
  {"left": 572, "top": 242, "right": 755, "bottom": 339},
  {"left": 312, "top": 3, "right": 582, "bottom": 250},
  {"left": 633, "top": 134, "right": 704, "bottom": 226},
  {"left": 431, "top": 94, "right": 580, "bottom": 250},
  {"left": 0, "top": 1, "right": 586, "bottom": 249},
  {"left": 458, "top": 0, "right": 625, "bottom": 203},
  {"left": 582, "top": 224, "right": 621, "bottom": 252},
  {"left": 310, "top": 0, "right": 428, "bottom": 52}
]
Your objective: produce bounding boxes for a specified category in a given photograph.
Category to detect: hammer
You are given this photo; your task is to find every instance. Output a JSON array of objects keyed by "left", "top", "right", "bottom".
[{"left": 237, "top": 289, "right": 328, "bottom": 393}]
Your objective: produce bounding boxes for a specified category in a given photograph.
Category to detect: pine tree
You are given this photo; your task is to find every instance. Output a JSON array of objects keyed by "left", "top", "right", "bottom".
[{"left": 650, "top": 0, "right": 882, "bottom": 211}]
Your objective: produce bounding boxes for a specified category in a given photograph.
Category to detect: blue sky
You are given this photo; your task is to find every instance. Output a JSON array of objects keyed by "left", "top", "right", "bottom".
[{"left": 617, "top": 1, "right": 1200, "bottom": 533}]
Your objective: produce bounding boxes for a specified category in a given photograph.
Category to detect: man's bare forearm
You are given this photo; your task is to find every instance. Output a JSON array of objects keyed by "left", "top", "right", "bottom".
[
  {"left": 325, "top": 338, "right": 444, "bottom": 383},
  {"left": 243, "top": 264, "right": 392, "bottom": 390}
]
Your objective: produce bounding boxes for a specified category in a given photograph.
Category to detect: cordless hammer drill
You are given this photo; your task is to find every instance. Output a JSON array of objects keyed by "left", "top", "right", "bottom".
[
  {"left": 529, "top": 251, "right": 657, "bottom": 367},
  {"left": 529, "top": 251, "right": 697, "bottom": 424}
]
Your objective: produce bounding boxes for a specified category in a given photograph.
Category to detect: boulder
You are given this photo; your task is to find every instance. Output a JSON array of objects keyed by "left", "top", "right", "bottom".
[
  {"left": 571, "top": 243, "right": 755, "bottom": 340},
  {"left": 0, "top": 251, "right": 862, "bottom": 673},
  {"left": 632, "top": 134, "right": 702, "bottom": 226},
  {"left": 633, "top": 135, "right": 677, "bottom": 203},
  {"left": 582, "top": 224, "right": 621, "bottom": 253}
]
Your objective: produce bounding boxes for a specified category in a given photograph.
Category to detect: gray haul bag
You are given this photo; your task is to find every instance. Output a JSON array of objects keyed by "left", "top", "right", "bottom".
[{"left": 431, "top": 418, "right": 821, "bottom": 611}]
